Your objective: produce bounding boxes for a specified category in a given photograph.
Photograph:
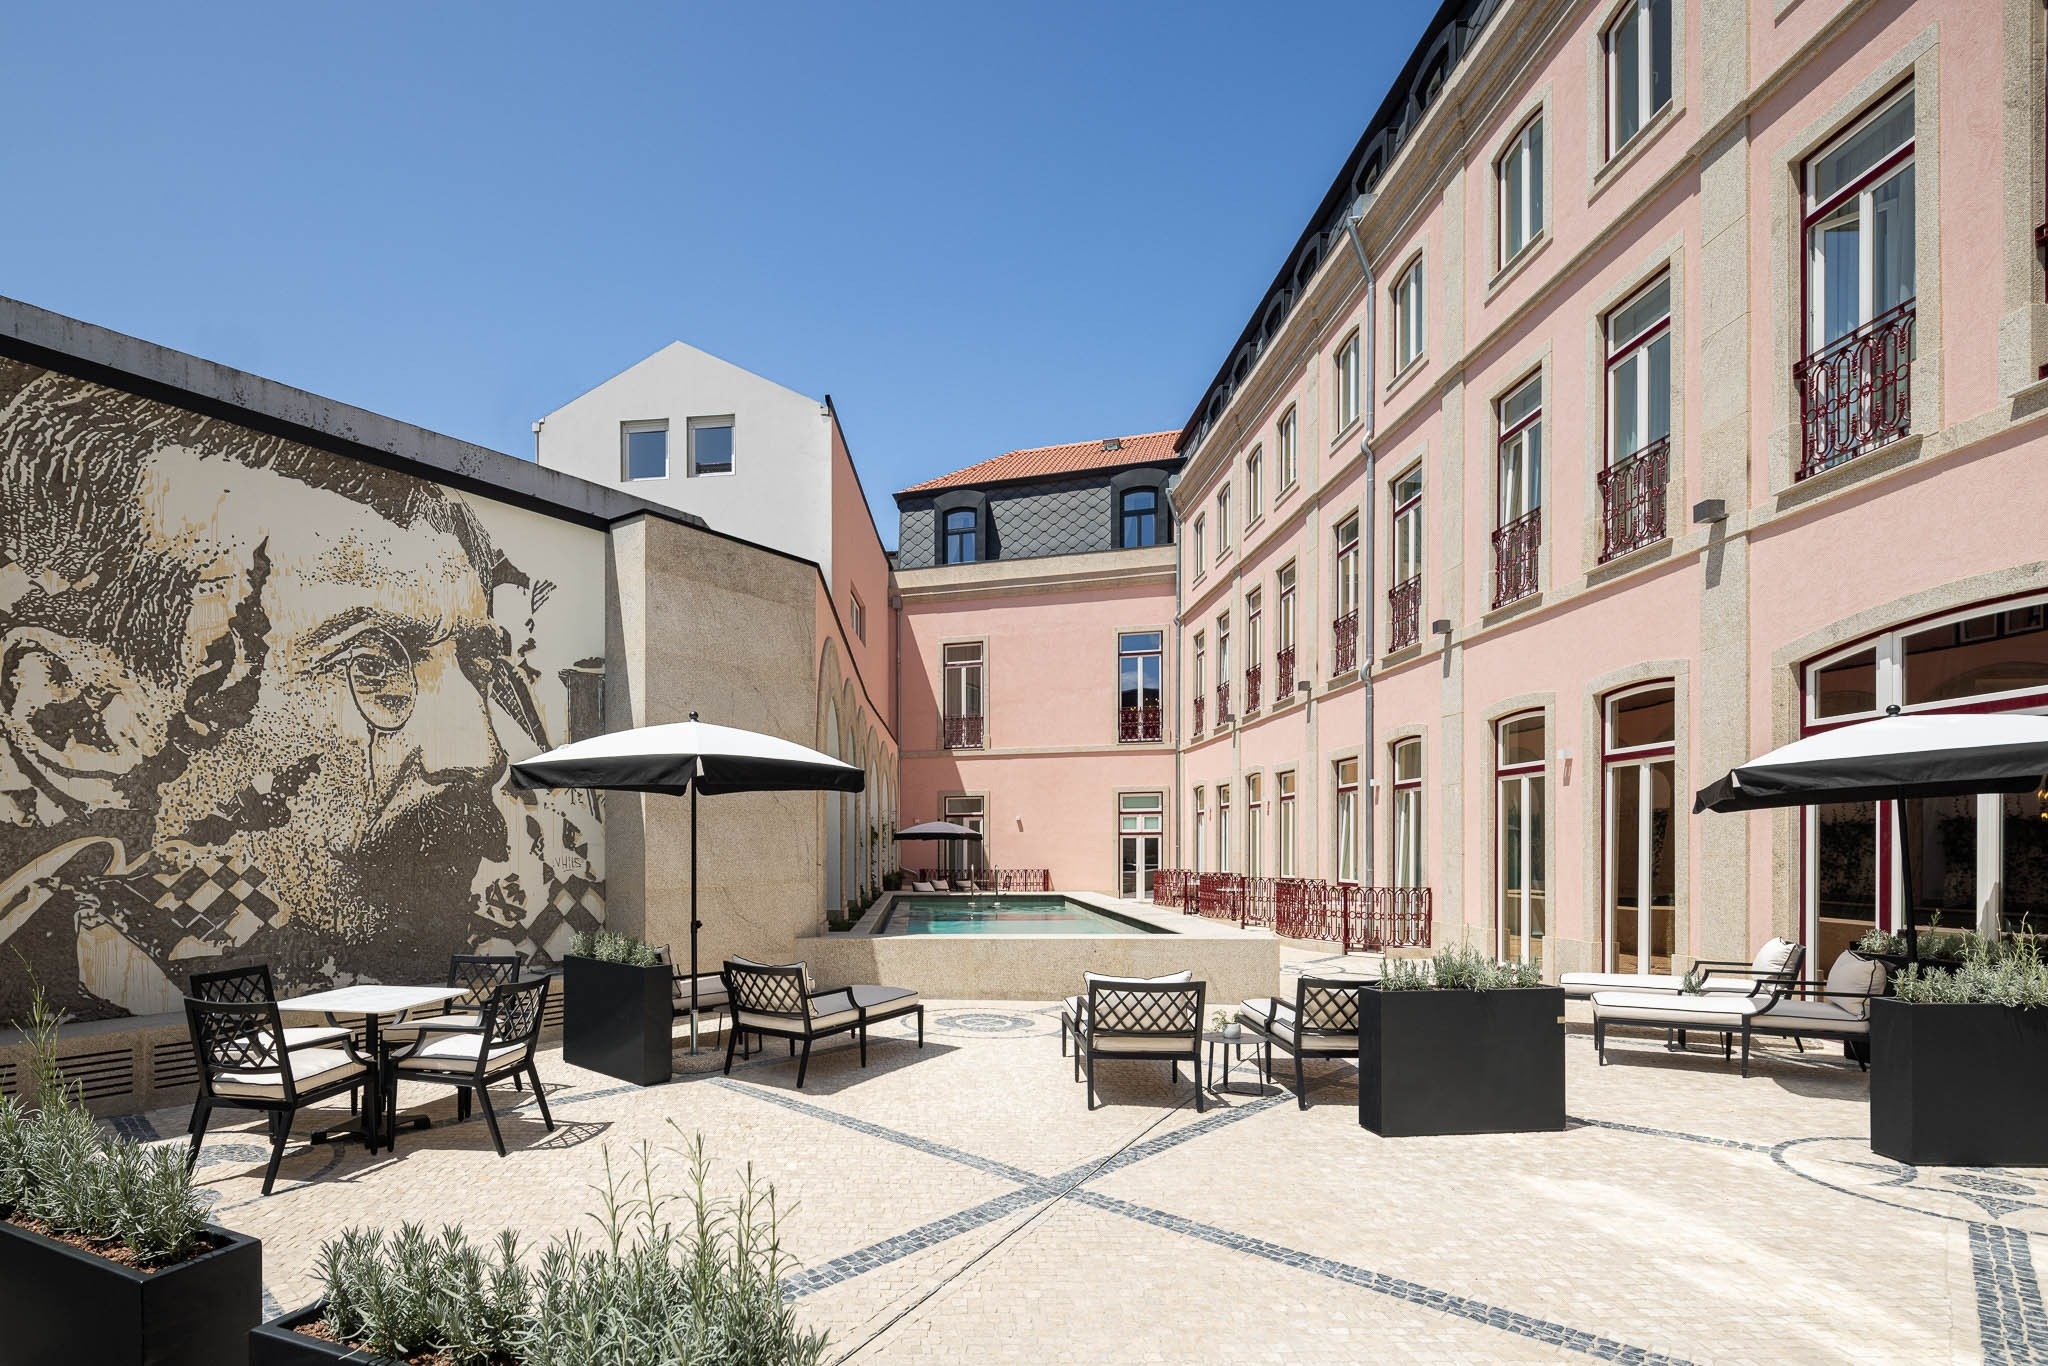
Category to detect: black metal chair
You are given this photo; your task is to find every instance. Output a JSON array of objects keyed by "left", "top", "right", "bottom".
[
  {"left": 1070, "top": 978, "right": 1206, "bottom": 1112},
  {"left": 381, "top": 976, "right": 554, "bottom": 1157},
  {"left": 385, "top": 954, "right": 525, "bottom": 1084},
  {"left": 184, "top": 997, "right": 373, "bottom": 1195},
  {"left": 187, "top": 964, "right": 357, "bottom": 1125},
  {"left": 1237, "top": 976, "right": 1362, "bottom": 1110},
  {"left": 720, "top": 959, "right": 923, "bottom": 1089},
  {"left": 654, "top": 944, "right": 732, "bottom": 1036}
]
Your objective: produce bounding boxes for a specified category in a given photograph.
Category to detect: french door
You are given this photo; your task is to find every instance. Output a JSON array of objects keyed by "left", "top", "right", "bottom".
[{"left": 1497, "top": 713, "right": 1547, "bottom": 967}]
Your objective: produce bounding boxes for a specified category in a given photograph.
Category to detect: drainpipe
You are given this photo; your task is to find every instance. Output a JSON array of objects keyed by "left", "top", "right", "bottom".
[
  {"left": 1165, "top": 470, "right": 1185, "bottom": 883},
  {"left": 1342, "top": 195, "right": 1379, "bottom": 891}
]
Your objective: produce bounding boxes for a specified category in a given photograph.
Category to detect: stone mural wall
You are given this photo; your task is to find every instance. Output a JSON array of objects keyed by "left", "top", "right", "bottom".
[{"left": 0, "top": 360, "right": 608, "bottom": 1021}]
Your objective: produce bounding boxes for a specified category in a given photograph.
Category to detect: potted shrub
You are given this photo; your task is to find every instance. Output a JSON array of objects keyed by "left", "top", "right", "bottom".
[
  {"left": 1871, "top": 935, "right": 2048, "bottom": 1166},
  {"left": 250, "top": 1137, "right": 827, "bottom": 1365},
  {"left": 1358, "top": 945, "right": 1565, "bottom": 1138},
  {"left": 0, "top": 987, "right": 261, "bottom": 1365},
  {"left": 561, "top": 930, "right": 675, "bottom": 1086}
]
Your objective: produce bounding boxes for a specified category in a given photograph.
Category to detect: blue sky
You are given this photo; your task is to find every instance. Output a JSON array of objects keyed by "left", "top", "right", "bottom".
[{"left": 1, "top": 3, "right": 1434, "bottom": 543}]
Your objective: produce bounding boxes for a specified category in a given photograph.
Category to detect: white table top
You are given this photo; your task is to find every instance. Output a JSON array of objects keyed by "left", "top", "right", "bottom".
[{"left": 275, "top": 984, "right": 469, "bottom": 1016}]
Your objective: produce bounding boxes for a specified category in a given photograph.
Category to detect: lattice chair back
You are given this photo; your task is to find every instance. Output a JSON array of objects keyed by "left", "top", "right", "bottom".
[
  {"left": 1086, "top": 980, "right": 1205, "bottom": 1040},
  {"left": 188, "top": 964, "right": 278, "bottom": 1006},
  {"left": 448, "top": 955, "right": 521, "bottom": 1011},
  {"left": 186, "top": 997, "right": 290, "bottom": 1098},
  {"left": 483, "top": 977, "right": 550, "bottom": 1053},
  {"left": 1295, "top": 977, "right": 1361, "bottom": 1035},
  {"left": 723, "top": 960, "right": 808, "bottom": 1020}
]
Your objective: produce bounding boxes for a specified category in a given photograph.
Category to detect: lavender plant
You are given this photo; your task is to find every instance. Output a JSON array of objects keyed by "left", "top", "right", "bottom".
[
  {"left": 567, "top": 930, "right": 662, "bottom": 967},
  {"left": 1377, "top": 943, "right": 1543, "bottom": 991}
]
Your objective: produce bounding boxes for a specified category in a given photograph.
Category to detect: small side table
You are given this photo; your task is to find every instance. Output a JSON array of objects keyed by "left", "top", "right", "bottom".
[{"left": 1204, "top": 1029, "right": 1261, "bottom": 1095}]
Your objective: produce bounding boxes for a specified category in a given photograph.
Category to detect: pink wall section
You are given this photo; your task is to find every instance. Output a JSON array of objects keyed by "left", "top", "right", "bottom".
[
  {"left": 899, "top": 574, "right": 1176, "bottom": 892},
  {"left": 829, "top": 415, "right": 895, "bottom": 731}
]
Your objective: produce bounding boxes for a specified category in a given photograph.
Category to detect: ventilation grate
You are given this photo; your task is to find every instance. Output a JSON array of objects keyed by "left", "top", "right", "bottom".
[
  {"left": 152, "top": 1040, "right": 199, "bottom": 1090},
  {"left": 58, "top": 1047, "right": 135, "bottom": 1102},
  {"left": 0, "top": 1061, "right": 16, "bottom": 1097}
]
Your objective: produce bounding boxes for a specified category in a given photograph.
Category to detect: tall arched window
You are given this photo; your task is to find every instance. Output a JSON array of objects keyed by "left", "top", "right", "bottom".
[
  {"left": 942, "top": 508, "right": 978, "bottom": 564},
  {"left": 1120, "top": 488, "right": 1159, "bottom": 548}
]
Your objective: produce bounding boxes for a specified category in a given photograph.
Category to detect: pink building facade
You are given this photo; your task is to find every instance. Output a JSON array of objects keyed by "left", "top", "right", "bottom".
[
  {"left": 895, "top": 435, "right": 1181, "bottom": 894},
  {"left": 1169, "top": 0, "right": 2048, "bottom": 976}
]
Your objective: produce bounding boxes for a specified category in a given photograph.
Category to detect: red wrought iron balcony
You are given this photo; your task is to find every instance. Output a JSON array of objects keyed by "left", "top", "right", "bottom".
[
  {"left": 1243, "top": 664, "right": 1262, "bottom": 714},
  {"left": 1274, "top": 645, "right": 1296, "bottom": 698},
  {"left": 1192, "top": 694, "right": 1205, "bottom": 734},
  {"left": 1214, "top": 681, "right": 1232, "bottom": 725},
  {"left": 941, "top": 713, "right": 984, "bottom": 749},
  {"left": 1118, "top": 704, "right": 1163, "bottom": 743},
  {"left": 1387, "top": 575, "right": 1421, "bottom": 652},
  {"left": 1491, "top": 509, "right": 1540, "bottom": 609},
  {"left": 1597, "top": 436, "right": 1670, "bottom": 562},
  {"left": 1794, "top": 300, "right": 1914, "bottom": 480},
  {"left": 1332, "top": 611, "right": 1359, "bottom": 675}
]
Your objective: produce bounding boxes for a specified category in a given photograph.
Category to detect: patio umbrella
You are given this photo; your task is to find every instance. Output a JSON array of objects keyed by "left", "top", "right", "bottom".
[
  {"left": 893, "top": 819, "right": 984, "bottom": 884},
  {"left": 1694, "top": 708, "right": 2048, "bottom": 962},
  {"left": 510, "top": 712, "right": 864, "bottom": 1049}
]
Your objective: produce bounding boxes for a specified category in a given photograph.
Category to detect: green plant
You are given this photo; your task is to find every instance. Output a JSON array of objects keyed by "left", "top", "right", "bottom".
[
  {"left": 313, "top": 1133, "right": 826, "bottom": 1366},
  {"left": 1377, "top": 944, "right": 1542, "bottom": 991},
  {"left": 568, "top": 930, "right": 662, "bottom": 967},
  {"left": 1857, "top": 925, "right": 1987, "bottom": 964},
  {"left": 1, "top": 978, "right": 207, "bottom": 1265},
  {"left": 1680, "top": 966, "right": 1705, "bottom": 996},
  {"left": 1208, "top": 1008, "right": 1238, "bottom": 1031},
  {"left": 1895, "top": 932, "right": 2048, "bottom": 1007}
]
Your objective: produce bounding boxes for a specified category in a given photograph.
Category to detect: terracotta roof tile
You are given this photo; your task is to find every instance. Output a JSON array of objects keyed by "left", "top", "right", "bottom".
[{"left": 898, "top": 430, "right": 1181, "bottom": 495}]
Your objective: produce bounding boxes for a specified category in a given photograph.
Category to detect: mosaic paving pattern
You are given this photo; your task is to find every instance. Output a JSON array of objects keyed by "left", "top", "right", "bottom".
[{"left": 124, "top": 956, "right": 2034, "bottom": 1361}]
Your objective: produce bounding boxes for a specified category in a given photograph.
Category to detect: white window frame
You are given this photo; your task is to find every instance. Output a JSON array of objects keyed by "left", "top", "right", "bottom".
[
  {"left": 1334, "top": 758, "right": 1360, "bottom": 884},
  {"left": 1497, "top": 375, "right": 1544, "bottom": 524},
  {"left": 1277, "top": 406, "right": 1299, "bottom": 488},
  {"left": 1392, "top": 261, "right": 1425, "bottom": 374},
  {"left": 1496, "top": 116, "right": 1545, "bottom": 265},
  {"left": 1604, "top": 274, "right": 1672, "bottom": 465},
  {"left": 1334, "top": 514, "right": 1361, "bottom": 620},
  {"left": 621, "top": 420, "right": 669, "bottom": 481},
  {"left": 1335, "top": 332, "right": 1362, "bottom": 431},
  {"left": 1391, "top": 464, "right": 1423, "bottom": 586},
  {"left": 686, "top": 415, "right": 736, "bottom": 477},
  {"left": 1217, "top": 484, "right": 1232, "bottom": 555},
  {"left": 1802, "top": 85, "right": 1916, "bottom": 354},
  {"left": 1246, "top": 445, "right": 1264, "bottom": 522},
  {"left": 1604, "top": 0, "right": 1673, "bottom": 158},
  {"left": 1391, "top": 737, "right": 1424, "bottom": 888},
  {"left": 1276, "top": 770, "right": 1298, "bottom": 876}
]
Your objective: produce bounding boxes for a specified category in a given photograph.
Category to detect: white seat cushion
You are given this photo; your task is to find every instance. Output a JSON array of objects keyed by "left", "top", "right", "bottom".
[
  {"left": 910, "top": 881, "right": 936, "bottom": 892},
  {"left": 1591, "top": 991, "right": 1763, "bottom": 1028},
  {"left": 1238, "top": 997, "right": 1282, "bottom": 1028},
  {"left": 1062, "top": 995, "right": 1085, "bottom": 1020},
  {"left": 1084, "top": 969, "right": 1193, "bottom": 986},
  {"left": 1072, "top": 1017, "right": 1195, "bottom": 1055},
  {"left": 672, "top": 975, "right": 731, "bottom": 1010},
  {"left": 1561, "top": 972, "right": 1758, "bottom": 998},
  {"left": 392, "top": 1032, "right": 526, "bottom": 1072},
  {"left": 212, "top": 1048, "right": 367, "bottom": 1099},
  {"left": 1751, "top": 998, "right": 1869, "bottom": 1034},
  {"left": 278, "top": 1025, "right": 352, "bottom": 1049}
]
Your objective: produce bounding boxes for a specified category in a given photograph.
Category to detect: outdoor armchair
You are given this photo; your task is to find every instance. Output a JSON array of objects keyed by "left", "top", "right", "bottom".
[
  {"left": 720, "top": 958, "right": 923, "bottom": 1088},
  {"left": 1592, "top": 950, "right": 1887, "bottom": 1077},
  {"left": 184, "top": 996, "right": 374, "bottom": 1195},
  {"left": 654, "top": 943, "right": 732, "bottom": 1027},
  {"left": 187, "top": 964, "right": 357, "bottom": 1126},
  {"left": 1238, "top": 976, "right": 1363, "bottom": 1110},
  {"left": 382, "top": 975, "right": 554, "bottom": 1157},
  {"left": 1068, "top": 977, "right": 1206, "bottom": 1112},
  {"left": 1061, "top": 969, "right": 1191, "bottom": 1060},
  {"left": 1562, "top": 938, "right": 1803, "bottom": 1000}
]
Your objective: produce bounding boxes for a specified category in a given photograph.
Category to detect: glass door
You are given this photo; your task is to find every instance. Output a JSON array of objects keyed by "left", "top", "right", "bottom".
[
  {"left": 1497, "top": 713, "right": 1547, "bottom": 967},
  {"left": 1119, "top": 793, "right": 1163, "bottom": 899},
  {"left": 1603, "top": 687, "right": 1676, "bottom": 973}
]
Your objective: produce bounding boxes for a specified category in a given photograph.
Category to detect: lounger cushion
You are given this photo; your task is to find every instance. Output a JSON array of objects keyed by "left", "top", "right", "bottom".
[
  {"left": 1749, "top": 998, "right": 1869, "bottom": 1034},
  {"left": 392, "top": 1033, "right": 527, "bottom": 1071},
  {"left": 1071, "top": 1017, "right": 1196, "bottom": 1055},
  {"left": 1236, "top": 999, "right": 1353, "bottom": 1051},
  {"left": 1561, "top": 972, "right": 1755, "bottom": 998},
  {"left": 1754, "top": 937, "right": 1801, "bottom": 978},
  {"left": 212, "top": 1048, "right": 367, "bottom": 1099},
  {"left": 1590, "top": 991, "right": 1762, "bottom": 1029},
  {"left": 910, "top": 881, "right": 936, "bottom": 892},
  {"left": 1084, "top": 969, "right": 1193, "bottom": 986},
  {"left": 1820, "top": 952, "right": 1885, "bottom": 1018}
]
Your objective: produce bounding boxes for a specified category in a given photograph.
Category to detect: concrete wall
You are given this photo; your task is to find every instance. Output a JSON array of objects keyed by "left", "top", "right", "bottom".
[{"left": 538, "top": 341, "right": 836, "bottom": 577}]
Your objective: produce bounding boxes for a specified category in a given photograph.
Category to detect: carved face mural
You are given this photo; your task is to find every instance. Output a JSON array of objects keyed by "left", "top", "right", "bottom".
[{"left": 0, "top": 363, "right": 607, "bottom": 1020}]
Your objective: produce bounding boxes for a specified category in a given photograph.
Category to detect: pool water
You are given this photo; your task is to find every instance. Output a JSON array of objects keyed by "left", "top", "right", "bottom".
[{"left": 882, "top": 895, "right": 1163, "bottom": 936}]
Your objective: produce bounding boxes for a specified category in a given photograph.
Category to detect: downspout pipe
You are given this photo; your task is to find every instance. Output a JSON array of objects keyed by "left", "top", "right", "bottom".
[
  {"left": 1342, "top": 195, "right": 1378, "bottom": 891},
  {"left": 1166, "top": 470, "right": 1185, "bottom": 885}
]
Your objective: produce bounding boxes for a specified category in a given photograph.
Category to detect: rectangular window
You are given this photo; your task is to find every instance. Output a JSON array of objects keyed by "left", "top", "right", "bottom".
[
  {"left": 1389, "top": 465, "right": 1423, "bottom": 652},
  {"left": 1497, "top": 116, "right": 1545, "bottom": 264},
  {"left": 1798, "top": 86, "right": 1916, "bottom": 477},
  {"left": 1603, "top": 686, "right": 1676, "bottom": 974},
  {"left": 1217, "top": 784, "right": 1232, "bottom": 874},
  {"left": 1192, "top": 632, "right": 1206, "bottom": 732},
  {"left": 1277, "top": 563, "right": 1297, "bottom": 652},
  {"left": 1334, "top": 514, "right": 1361, "bottom": 674},
  {"left": 1245, "top": 774, "right": 1263, "bottom": 878},
  {"left": 1335, "top": 332, "right": 1362, "bottom": 431},
  {"left": 1392, "top": 737, "right": 1423, "bottom": 887},
  {"left": 688, "top": 417, "right": 735, "bottom": 476},
  {"left": 1119, "top": 487, "right": 1160, "bottom": 548},
  {"left": 1217, "top": 485, "right": 1232, "bottom": 554},
  {"left": 1245, "top": 446, "right": 1263, "bottom": 522},
  {"left": 1277, "top": 406, "right": 1299, "bottom": 488},
  {"left": 943, "top": 794, "right": 986, "bottom": 877},
  {"left": 850, "top": 591, "right": 866, "bottom": 643},
  {"left": 1193, "top": 514, "right": 1206, "bottom": 574},
  {"left": 1277, "top": 770, "right": 1297, "bottom": 876},
  {"left": 1244, "top": 589, "right": 1263, "bottom": 712},
  {"left": 1606, "top": 275, "right": 1672, "bottom": 463},
  {"left": 1494, "top": 376, "right": 1543, "bottom": 609},
  {"left": 1497, "top": 712, "right": 1547, "bottom": 967},
  {"left": 1335, "top": 758, "right": 1360, "bottom": 883},
  {"left": 1117, "top": 630, "right": 1163, "bottom": 742},
  {"left": 942, "top": 643, "right": 984, "bottom": 749},
  {"left": 1393, "top": 261, "right": 1425, "bottom": 372},
  {"left": 1216, "top": 611, "right": 1231, "bottom": 719},
  {"left": 1606, "top": 0, "right": 1673, "bottom": 156},
  {"left": 1193, "top": 788, "right": 1206, "bottom": 871},
  {"left": 623, "top": 421, "right": 669, "bottom": 481},
  {"left": 942, "top": 508, "right": 979, "bottom": 564}
]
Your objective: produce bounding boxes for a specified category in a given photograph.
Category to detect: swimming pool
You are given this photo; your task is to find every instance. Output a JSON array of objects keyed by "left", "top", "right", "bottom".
[{"left": 879, "top": 895, "right": 1166, "bottom": 936}]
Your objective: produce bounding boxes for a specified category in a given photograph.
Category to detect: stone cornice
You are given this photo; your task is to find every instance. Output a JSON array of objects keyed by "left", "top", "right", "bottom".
[{"left": 895, "top": 545, "right": 1176, "bottom": 604}]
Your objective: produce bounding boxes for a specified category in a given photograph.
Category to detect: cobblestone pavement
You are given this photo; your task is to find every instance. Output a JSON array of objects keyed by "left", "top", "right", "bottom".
[{"left": 129, "top": 945, "right": 2035, "bottom": 1363}]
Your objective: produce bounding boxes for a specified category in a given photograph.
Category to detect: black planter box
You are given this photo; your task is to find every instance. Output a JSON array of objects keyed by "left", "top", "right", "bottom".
[
  {"left": 1870, "top": 997, "right": 2048, "bottom": 1166},
  {"left": 1358, "top": 985, "right": 1566, "bottom": 1137},
  {"left": 0, "top": 1214, "right": 261, "bottom": 1366},
  {"left": 249, "top": 1301, "right": 401, "bottom": 1365},
  {"left": 562, "top": 954, "right": 674, "bottom": 1085}
]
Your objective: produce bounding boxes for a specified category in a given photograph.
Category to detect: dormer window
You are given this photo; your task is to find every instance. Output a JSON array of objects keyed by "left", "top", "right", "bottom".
[
  {"left": 1120, "top": 488, "right": 1160, "bottom": 548},
  {"left": 942, "top": 508, "right": 978, "bottom": 564}
]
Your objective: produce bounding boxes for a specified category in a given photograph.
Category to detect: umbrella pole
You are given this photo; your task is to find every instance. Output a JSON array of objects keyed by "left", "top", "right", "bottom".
[
  {"left": 689, "top": 783, "right": 701, "bottom": 1055},
  {"left": 1895, "top": 797, "right": 1919, "bottom": 967}
]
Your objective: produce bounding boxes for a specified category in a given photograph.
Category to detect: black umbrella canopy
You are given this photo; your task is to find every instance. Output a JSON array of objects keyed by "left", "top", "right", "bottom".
[
  {"left": 1693, "top": 711, "right": 2048, "bottom": 813},
  {"left": 894, "top": 820, "right": 984, "bottom": 841},
  {"left": 509, "top": 717, "right": 864, "bottom": 797}
]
